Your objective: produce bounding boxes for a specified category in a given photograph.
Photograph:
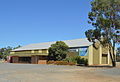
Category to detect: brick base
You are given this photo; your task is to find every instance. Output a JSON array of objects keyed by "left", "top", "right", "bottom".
[{"left": 38, "top": 60, "right": 47, "bottom": 64}]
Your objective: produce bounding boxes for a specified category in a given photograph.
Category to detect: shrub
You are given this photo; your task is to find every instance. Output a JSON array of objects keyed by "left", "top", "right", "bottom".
[
  {"left": 76, "top": 58, "right": 88, "bottom": 66},
  {"left": 47, "top": 61, "right": 76, "bottom": 65},
  {"left": 47, "top": 57, "right": 88, "bottom": 66},
  {"left": 65, "top": 56, "right": 81, "bottom": 63},
  {"left": 84, "top": 59, "right": 88, "bottom": 66},
  {"left": 64, "top": 57, "right": 77, "bottom": 63},
  {"left": 65, "top": 56, "right": 88, "bottom": 66},
  {"left": 54, "top": 61, "right": 68, "bottom": 65},
  {"left": 47, "top": 61, "right": 55, "bottom": 64}
]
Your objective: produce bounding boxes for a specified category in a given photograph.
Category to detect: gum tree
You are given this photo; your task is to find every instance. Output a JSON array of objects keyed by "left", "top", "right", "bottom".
[{"left": 85, "top": 0, "right": 120, "bottom": 67}]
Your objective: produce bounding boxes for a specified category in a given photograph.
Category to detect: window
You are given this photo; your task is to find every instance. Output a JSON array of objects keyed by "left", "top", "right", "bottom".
[
  {"left": 69, "top": 48, "right": 79, "bottom": 52},
  {"left": 79, "top": 47, "right": 88, "bottom": 56},
  {"left": 19, "top": 57, "right": 31, "bottom": 63}
]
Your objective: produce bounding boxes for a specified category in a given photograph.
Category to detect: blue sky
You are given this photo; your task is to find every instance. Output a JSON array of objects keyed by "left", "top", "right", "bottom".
[{"left": 0, "top": 0, "right": 92, "bottom": 48}]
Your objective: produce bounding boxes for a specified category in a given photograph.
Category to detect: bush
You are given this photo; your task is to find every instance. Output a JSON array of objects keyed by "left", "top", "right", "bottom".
[
  {"left": 47, "top": 56, "right": 88, "bottom": 66},
  {"left": 64, "top": 57, "right": 78, "bottom": 63},
  {"left": 65, "top": 56, "right": 88, "bottom": 66},
  {"left": 84, "top": 59, "right": 88, "bottom": 66},
  {"left": 76, "top": 58, "right": 88, "bottom": 66},
  {"left": 54, "top": 61, "right": 68, "bottom": 65},
  {"left": 64, "top": 56, "right": 80, "bottom": 63},
  {"left": 47, "top": 61, "right": 76, "bottom": 65},
  {"left": 47, "top": 61, "right": 55, "bottom": 64}
]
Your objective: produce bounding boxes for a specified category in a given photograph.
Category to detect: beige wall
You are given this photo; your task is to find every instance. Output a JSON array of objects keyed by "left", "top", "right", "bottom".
[
  {"left": 87, "top": 44, "right": 112, "bottom": 66},
  {"left": 93, "top": 46, "right": 100, "bottom": 65},
  {"left": 88, "top": 45, "right": 93, "bottom": 65}
]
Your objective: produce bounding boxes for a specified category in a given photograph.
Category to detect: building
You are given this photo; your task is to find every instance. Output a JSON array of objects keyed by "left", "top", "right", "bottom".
[{"left": 9, "top": 38, "right": 113, "bottom": 65}]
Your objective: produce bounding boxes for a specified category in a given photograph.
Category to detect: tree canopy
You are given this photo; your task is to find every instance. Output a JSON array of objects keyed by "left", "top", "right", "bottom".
[
  {"left": 0, "top": 46, "right": 13, "bottom": 59},
  {"left": 85, "top": 0, "right": 120, "bottom": 67},
  {"left": 48, "top": 41, "right": 69, "bottom": 61},
  {"left": 0, "top": 45, "right": 21, "bottom": 59}
]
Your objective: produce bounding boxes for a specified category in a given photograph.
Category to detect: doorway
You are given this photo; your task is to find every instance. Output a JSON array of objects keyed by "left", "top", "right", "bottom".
[{"left": 102, "top": 54, "right": 108, "bottom": 64}]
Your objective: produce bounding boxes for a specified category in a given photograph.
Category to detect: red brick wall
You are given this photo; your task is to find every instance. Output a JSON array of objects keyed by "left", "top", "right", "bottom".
[{"left": 38, "top": 60, "right": 47, "bottom": 64}]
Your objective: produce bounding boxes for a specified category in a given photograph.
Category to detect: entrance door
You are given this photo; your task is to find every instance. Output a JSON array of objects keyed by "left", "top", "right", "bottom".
[{"left": 102, "top": 54, "right": 108, "bottom": 64}]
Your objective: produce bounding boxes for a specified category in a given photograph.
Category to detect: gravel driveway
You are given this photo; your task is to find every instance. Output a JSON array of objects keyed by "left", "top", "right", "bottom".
[{"left": 0, "top": 63, "right": 120, "bottom": 82}]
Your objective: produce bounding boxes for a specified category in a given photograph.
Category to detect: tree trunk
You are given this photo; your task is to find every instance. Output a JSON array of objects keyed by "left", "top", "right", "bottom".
[
  {"left": 109, "top": 47, "right": 114, "bottom": 67},
  {"left": 112, "top": 41, "right": 116, "bottom": 67},
  {"left": 109, "top": 42, "right": 116, "bottom": 67}
]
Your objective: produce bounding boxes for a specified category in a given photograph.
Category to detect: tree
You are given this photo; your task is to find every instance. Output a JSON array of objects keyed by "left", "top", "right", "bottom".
[
  {"left": 0, "top": 45, "right": 21, "bottom": 59},
  {"left": 0, "top": 48, "right": 5, "bottom": 59},
  {"left": 13, "top": 45, "right": 21, "bottom": 49},
  {"left": 0, "top": 46, "right": 13, "bottom": 59},
  {"left": 48, "top": 41, "right": 69, "bottom": 61},
  {"left": 85, "top": 0, "right": 120, "bottom": 67}
]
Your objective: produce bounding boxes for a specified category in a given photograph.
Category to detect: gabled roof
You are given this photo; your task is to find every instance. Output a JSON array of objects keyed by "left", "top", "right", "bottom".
[{"left": 12, "top": 38, "right": 92, "bottom": 51}]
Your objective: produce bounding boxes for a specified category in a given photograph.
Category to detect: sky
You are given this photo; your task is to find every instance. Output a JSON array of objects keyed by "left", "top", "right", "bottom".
[{"left": 0, "top": 0, "right": 92, "bottom": 48}]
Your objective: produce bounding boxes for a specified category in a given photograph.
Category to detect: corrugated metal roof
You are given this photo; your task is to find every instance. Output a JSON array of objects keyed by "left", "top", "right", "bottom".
[{"left": 12, "top": 38, "right": 92, "bottom": 51}]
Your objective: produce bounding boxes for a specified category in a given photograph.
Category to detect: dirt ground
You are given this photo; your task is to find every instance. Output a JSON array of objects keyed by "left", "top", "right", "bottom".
[{"left": 0, "top": 63, "right": 120, "bottom": 82}]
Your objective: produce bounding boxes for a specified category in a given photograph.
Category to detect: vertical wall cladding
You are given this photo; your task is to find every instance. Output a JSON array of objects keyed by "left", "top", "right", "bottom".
[
  {"left": 93, "top": 47, "right": 100, "bottom": 65},
  {"left": 88, "top": 45, "right": 93, "bottom": 65}
]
